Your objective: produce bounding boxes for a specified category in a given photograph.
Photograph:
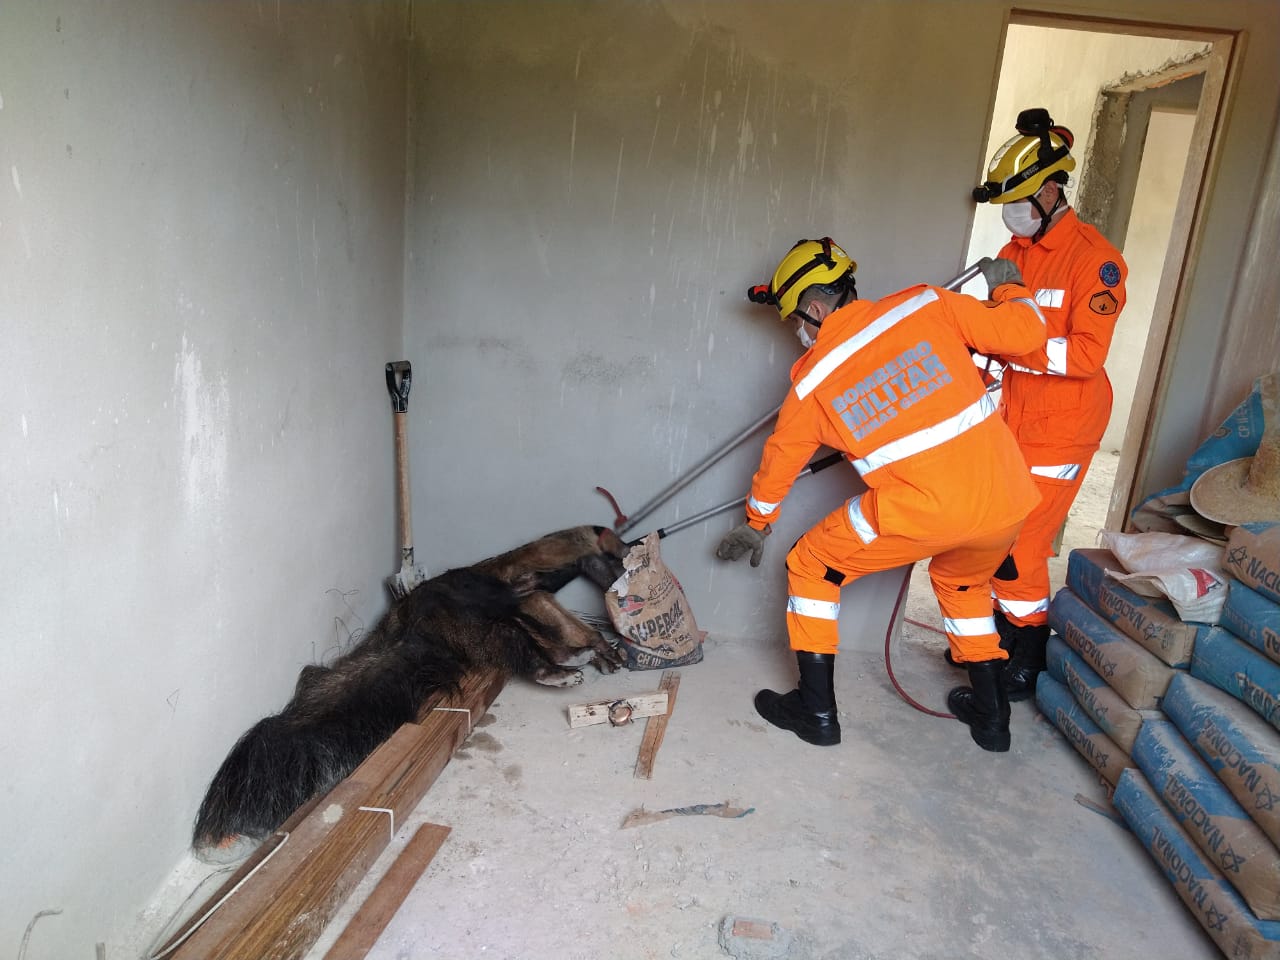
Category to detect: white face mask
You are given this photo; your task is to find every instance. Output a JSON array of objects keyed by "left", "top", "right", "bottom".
[
  {"left": 1001, "top": 199, "right": 1041, "bottom": 238},
  {"left": 795, "top": 321, "right": 817, "bottom": 349}
]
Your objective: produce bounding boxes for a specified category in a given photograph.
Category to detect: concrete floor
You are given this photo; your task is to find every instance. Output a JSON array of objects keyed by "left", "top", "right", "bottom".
[
  {"left": 135, "top": 451, "right": 1221, "bottom": 959},
  {"left": 288, "top": 450, "right": 1218, "bottom": 960},
  {"left": 299, "top": 631, "right": 1215, "bottom": 960}
]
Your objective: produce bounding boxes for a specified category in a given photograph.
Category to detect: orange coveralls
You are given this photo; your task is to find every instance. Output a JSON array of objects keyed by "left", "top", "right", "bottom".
[
  {"left": 743, "top": 282, "right": 1046, "bottom": 663},
  {"left": 991, "top": 209, "right": 1128, "bottom": 629}
]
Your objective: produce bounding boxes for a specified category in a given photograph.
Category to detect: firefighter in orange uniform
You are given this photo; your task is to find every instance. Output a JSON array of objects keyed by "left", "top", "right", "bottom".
[
  {"left": 717, "top": 238, "right": 1047, "bottom": 752},
  {"left": 970, "top": 108, "right": 1128, "bottom": 701}
]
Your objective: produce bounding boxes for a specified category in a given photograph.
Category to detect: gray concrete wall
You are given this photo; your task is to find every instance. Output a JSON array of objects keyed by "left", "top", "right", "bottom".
[
  {"left": 404, "top": 0, "right": 1280, "bottom": 654},
  {"left": 403, "top": 0, "right": 1013, "bottom": 658},
  {"left": 0, "top": 3, "right": 407, "bottom": 956}
]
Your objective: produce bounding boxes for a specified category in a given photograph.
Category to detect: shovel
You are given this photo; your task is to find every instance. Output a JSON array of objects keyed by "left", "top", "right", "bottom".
[{"left": 386, "top": 361, "right": 427, "bottom": 600}]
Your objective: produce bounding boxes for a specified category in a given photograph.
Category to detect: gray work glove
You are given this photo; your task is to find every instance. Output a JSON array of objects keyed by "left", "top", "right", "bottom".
[
  {"left": 978, "top": 256, "right": 1024, "bottom": 297},
  {"left": 716, "top": 522, "right": 771, "bottom": 567}
]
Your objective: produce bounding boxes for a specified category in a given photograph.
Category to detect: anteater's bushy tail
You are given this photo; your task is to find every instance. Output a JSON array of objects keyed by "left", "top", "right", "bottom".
[{"left": 192, "top": 567, "right": 546, "bottom": 850}]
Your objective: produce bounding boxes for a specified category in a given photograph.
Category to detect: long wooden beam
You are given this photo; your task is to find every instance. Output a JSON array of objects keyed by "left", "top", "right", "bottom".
[{"left": 161, "top": 669, "right": 505, "bottom": 960}]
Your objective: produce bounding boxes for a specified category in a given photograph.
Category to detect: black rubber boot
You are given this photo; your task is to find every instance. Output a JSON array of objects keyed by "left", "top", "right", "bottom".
[
  {"left": 1002, "top": 623, "right": 1049, "bottom": 703},
  {"left": 754, "top": 651, "right": 841, "bottom": 746},
  {"left": 943, "top": 611, "right": 1015, "bottom": 668},
  {"left": 947, "top": 659, "right": 1011, "bottom": 752}
]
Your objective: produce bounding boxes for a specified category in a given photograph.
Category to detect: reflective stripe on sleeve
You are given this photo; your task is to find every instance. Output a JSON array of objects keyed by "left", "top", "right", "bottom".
[
  {"left": 795, "top": 289, "right": 939, "bottom": 400},
  {"left": 846, "top": 494, "right": 878, "bottom": 544},
  {"left": 1030, "top": 463, "right": 1081, "bottom": 481},
  {"left": 942, "top": 615, "right": 997, "bottom": 637},
  {"left": 1034, "top": 288, "right": 1064, "bottom": 308},
  {"left": 850, "top": 392, "right": 996, "bottom": 475},
  {"left": 748, "top": 496, "right": 780, "bottom": 517},
  {"left": 787, "top": 596, "right": 840, "bottom": 620},
  {"left": 1046, "top": 337, "right": 1068, "bottom": 375},
  {"left": 1008, "top": 297, "right": 1047, "bottom": 325},
  {"left": 996, "top": 597, "right": 1050, "bottom": 618},
  {"left": 1007, "top": 337, "right": 1068, "bottom": 377}
]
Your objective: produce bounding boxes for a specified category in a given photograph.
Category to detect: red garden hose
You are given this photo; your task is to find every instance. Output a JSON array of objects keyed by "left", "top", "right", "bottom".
[{"left": 883, "top": 565, "right": 956, "bottom": 719}]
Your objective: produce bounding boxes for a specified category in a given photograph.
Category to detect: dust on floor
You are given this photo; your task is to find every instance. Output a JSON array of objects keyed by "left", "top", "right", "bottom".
[
  {"left": 297, "top": 628, "right": 1212, "bottom": 960},
  {"left": 153, "top": 451, "right": 1216, "bottom": 960}
]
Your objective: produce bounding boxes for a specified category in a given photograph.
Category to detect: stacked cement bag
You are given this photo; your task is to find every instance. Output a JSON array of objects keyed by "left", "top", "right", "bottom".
[
  {"left": 1111, "top": 521, "right": 1280, "bottom": 958},
  {"left": 1222, "top": 522, "right": 1280, "bottom": 667},
  {"left": 1197, "top": 522, "right": 1280, "bottom": 727},
  {"left": 1035, "top": 546, "right": 1208, "bottom": 785}
]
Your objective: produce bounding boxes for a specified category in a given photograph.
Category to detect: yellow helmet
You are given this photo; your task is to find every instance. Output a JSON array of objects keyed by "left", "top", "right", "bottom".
[
  {"left": 747, "top": 237, "right": 857, "bottom": 319},
  {"left": 972, "top": 108, "right": 1076, "bottom": 204}
]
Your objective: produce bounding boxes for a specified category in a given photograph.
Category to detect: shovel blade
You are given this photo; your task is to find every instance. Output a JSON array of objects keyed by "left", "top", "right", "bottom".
[{"left": 387, "top": 564, "right": 429, "bottom": 600}]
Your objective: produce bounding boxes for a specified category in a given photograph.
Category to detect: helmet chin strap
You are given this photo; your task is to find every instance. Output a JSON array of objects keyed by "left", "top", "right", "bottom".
[
  {"left": 794, "top": 307, "right": 822, "bottom": 329},
  {"left": 795, "top": 283, "right": 855, "bottom": 330},
  {"left": 1028, "top": 186, "right": 1065, "bottom": 242}
]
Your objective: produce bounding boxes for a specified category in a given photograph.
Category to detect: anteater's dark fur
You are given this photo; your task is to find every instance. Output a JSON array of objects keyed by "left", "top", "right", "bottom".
[{"left": 192, "top": 526, "right": 627, "bottom": 850}]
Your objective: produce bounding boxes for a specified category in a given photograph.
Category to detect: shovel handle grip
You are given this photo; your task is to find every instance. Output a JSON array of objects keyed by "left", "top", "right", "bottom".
[{"left": 386, "top": 361, "right": 412, "bottom": 413}]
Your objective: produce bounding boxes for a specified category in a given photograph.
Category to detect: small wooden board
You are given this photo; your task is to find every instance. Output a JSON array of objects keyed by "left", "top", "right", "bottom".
[
  {"left": 567, "top": 691, "right": 668, "bottom": 728},
  {"left": 321, "top": 822, "right": 451, "bottom": 960},
  {"left": 634, "top": 671, "right": 680, "bottom": 779}
]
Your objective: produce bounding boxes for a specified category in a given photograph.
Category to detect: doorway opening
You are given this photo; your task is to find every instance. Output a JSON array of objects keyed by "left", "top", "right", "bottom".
[
  {"left": 961, "top": 13, "right": 1235, "bottom": 585},
  {"left": 904, "top": 14, "right": 1237, "bottom": 636}
]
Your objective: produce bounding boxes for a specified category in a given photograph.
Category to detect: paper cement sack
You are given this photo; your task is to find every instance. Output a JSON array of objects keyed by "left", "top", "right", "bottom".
[
  {"left": 1223, "top": 581, "right": 1280, "bottom": 667},
  {"left": 1163, "top": 672, "right": 1280, "bottom": 850},
  {"left": 1050, "top": 587, "right": 1179, "bottom": 709},
  {"left": 1132, "top": 720, "right": 1280, "bottom": 920},
  {"left": 1035, "top": 673, "right": 1134, "bottom": 787},
  {"left": 605, "top": 532, "right": 704, "bottom": 670},
  {"left": 1046, "top": 633, "right": 1146, "bottom": 753},
  {"left": 1066, "top": 547, "right": 1209, "bottom": 668},
  {"left": 1191, "top": 627, "right": 1280, "bottom": 736},
  {"left": 1114, "top": 768, "right": 1280, "bottom": 960},
  {"left": 1226, "top": 522, "right": 1280, "bottom": 606}
]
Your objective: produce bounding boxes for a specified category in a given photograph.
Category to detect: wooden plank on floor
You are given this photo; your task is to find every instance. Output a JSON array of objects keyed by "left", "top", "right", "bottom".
[
  {"left": 320, "top": 822, "right": 452, "bottom": 960},
  {"left": 567, "top": 690, "right": 668, "bottom": 728},
  {"left": 634, "top": 670, "right": 680, "bottom": 780},
  {"left": 165, "top": 668, "right": 505, "bottom": 960}
]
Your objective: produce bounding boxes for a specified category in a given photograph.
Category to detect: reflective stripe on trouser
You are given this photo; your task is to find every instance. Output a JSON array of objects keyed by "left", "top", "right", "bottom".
[
  {"left": 784, "top": 496, "right": 1024, "bottom": 660},
  {"left": 994, "top": 456, "right": 1092, "bottom": 628}
]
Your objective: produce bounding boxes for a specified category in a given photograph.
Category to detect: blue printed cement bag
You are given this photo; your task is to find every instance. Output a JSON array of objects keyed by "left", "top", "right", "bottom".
[
  {"left": 1226, "top": 522, "right": 1280, "bottom": 606},
  {"left": 1133, "top": 374, "right": 1275, "bottom": 534},
  {"left": 1067, "top": 547, "right": 1206, "bottom": 667},
  {"left": 1132, "top": 720, "right": 1280, "bottom": 919},
  {"left": 1223, "top": 581, "right": 1280, "bottom": 666},
  {"left": 1035, "top": 673, "right": 1134, "bottom": 787},
  {"left": 1191, "top": 627, "right": 1280, "bottom": 736},
  {"left": 1114, "top": 767, "right": 1280, "bottom": 960},
  {"left": 1050, "top": 587, "right": 1179, "bottom": 709},
  {"left": 1163, "top": 672, "right": 1280, "bottom": 851},
  {"left": 1046, "top": 633, "right": 1146, "bottom": 753}
]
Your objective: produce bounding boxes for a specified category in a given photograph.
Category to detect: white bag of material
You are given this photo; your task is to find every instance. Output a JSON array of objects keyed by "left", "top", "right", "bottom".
[
  {"left": 1097, "top": 530, "right": 1228, "bottom": 623},
  {"left": 605, "top": 532, "right": 706, "bottom": 670}
]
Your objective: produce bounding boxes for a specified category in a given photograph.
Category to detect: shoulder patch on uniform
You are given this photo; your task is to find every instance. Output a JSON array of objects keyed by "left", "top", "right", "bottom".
[
  {"left": 1089, "top": 290, "right": 1118, "bottom": 315},
  {"left": 1099, "top": 261, "right": 1121, "bottom": 288}
]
